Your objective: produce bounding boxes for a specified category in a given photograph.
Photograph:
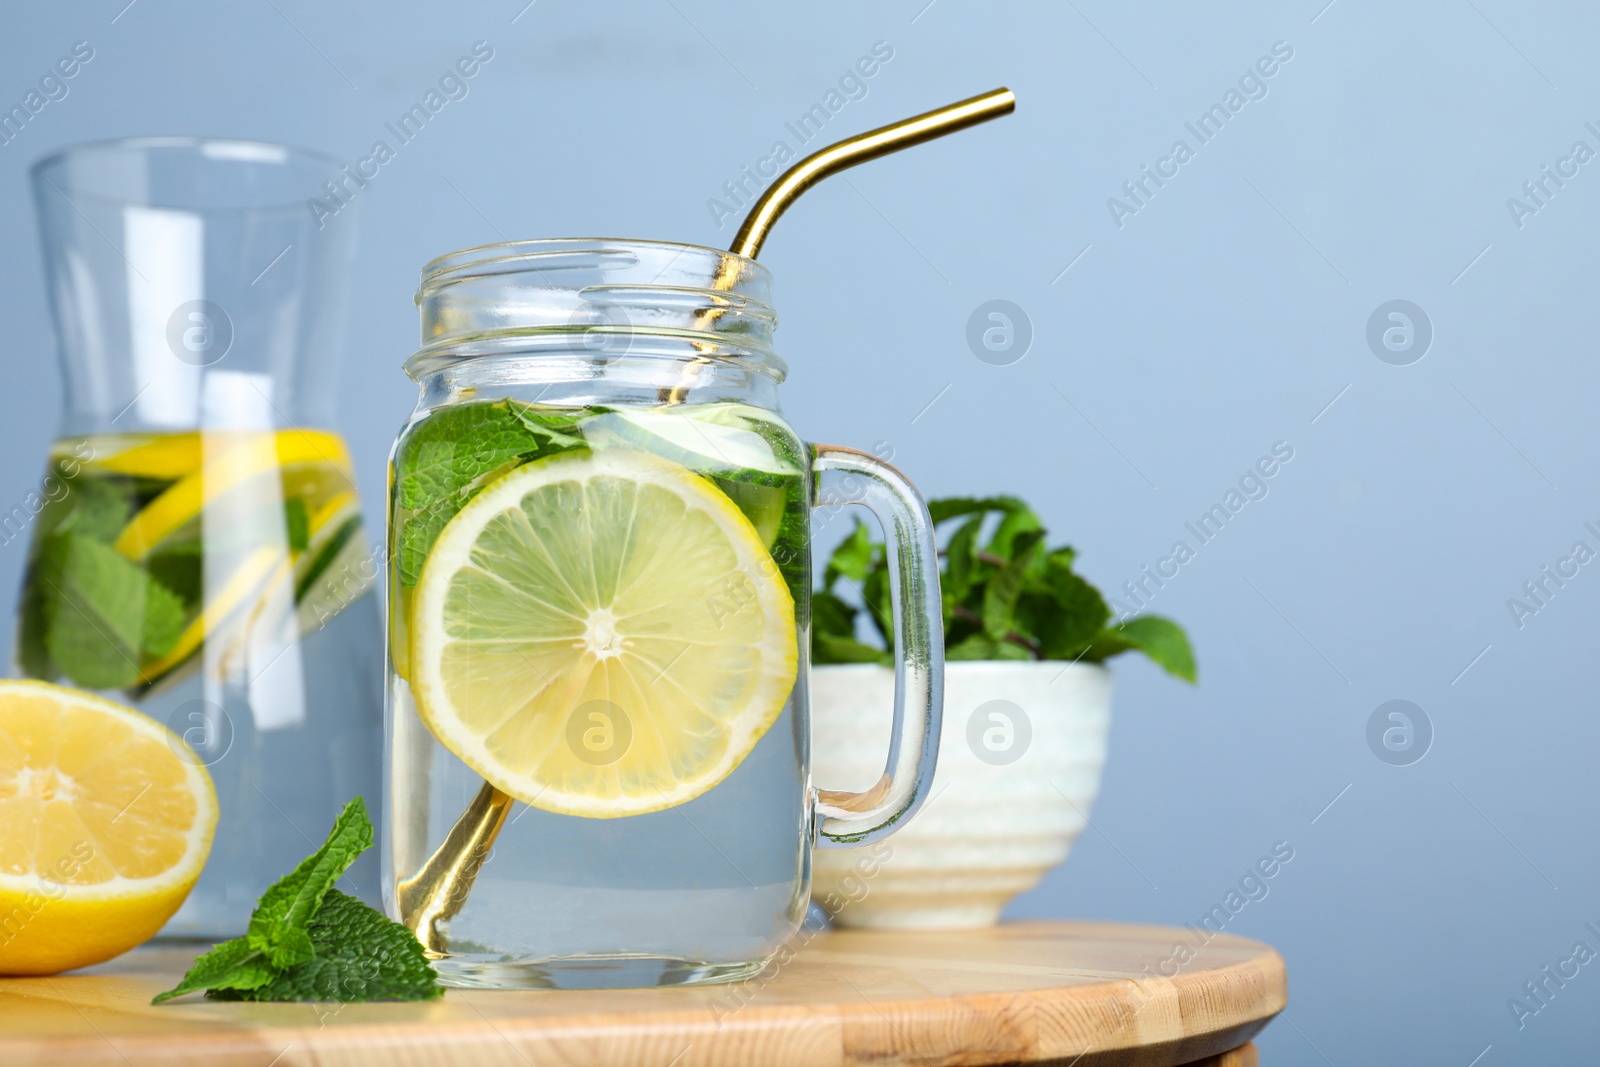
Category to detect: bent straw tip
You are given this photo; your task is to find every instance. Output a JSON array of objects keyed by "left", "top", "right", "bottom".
[
  {"left": 966, "top": 87, "right": 1017, "bottom": 114},
  {"left": 730, "top": 87, "right": 1019, "bottom": 260}
]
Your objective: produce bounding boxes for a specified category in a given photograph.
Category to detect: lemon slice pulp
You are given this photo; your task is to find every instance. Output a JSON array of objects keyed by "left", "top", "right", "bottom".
[
  {"left": 112, "top": 429, "right": 352, "bottom": 561},
  {"left": 409, "top": 450, "right": 798, "bottom": 819},
  {"left": 0, "top": 680, "right": 217, "bottom": 974}
]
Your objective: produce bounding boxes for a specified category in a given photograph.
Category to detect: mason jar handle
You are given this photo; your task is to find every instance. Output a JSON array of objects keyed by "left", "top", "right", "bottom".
[{"left": 809, "top": 445, "right": 944, "bottom": 847}]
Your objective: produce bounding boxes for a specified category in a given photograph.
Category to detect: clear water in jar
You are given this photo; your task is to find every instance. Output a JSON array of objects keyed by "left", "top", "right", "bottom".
[{"left": 384, "top": 400, "right": 812, "bottom": 988}]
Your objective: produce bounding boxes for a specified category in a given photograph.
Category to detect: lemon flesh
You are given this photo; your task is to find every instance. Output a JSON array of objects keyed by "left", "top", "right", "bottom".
[
  {"left": 410, "top": 450, "right": 798, "bottom": 819},
  {"left": 0, "top": 680, "right": 217, "bottom": 974}
]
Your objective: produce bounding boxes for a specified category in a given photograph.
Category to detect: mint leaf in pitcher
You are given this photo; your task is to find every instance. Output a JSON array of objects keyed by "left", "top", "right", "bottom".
[{"left": 38, "top": 533, "right": 186, "bottom": 689}]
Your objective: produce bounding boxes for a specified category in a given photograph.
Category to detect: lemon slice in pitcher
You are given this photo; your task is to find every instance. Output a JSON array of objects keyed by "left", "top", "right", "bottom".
[
  {"left": 409, "top": 450, "right": 797, "bottom": 818},
  {"left": 112, "top": 430, "right": 351, "bottom": 561}
]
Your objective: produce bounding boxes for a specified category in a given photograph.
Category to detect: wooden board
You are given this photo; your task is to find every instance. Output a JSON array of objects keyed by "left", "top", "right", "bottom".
[
  {"left": 0, "top": 920, "right": 1285, "bottom": 1066},
  {"left": 1188, "top": 1046, "right": 1258, "bottom": 1067}
]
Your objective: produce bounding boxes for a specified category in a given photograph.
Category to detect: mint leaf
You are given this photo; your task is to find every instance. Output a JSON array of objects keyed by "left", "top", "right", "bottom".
[
  {"left": 946, "top": 634, "right": 1032, "bottom": 661},
  {"left": 40, "top": 534, "right": 186, "bottom": 689},
  {"left": 811, "top": 588, "right": 857, "bottom": 640},
  {"left": 294, "top": 515, "right": 362, "bottom": 602},
  {"left": 58, "top": 476, "right": 136, "bottom": 542},
  {"left": 811, "top": 590, "right": 891, "bottom": 664},
  {"left": 152, "top": 936, "right": 275, "bottom": 1004},
  {"left": 814, "top": 633, "right": 893, "bottom": 665},
  {"left": 941, "top": 514, "right": 985, "bottom": 610},
  {"left": 981, "top": 529, "right": 1043, "bottom": 640},
  {"left": 247, "top": 797, "right": 372, "bottom": 967},
  {"left": 945, "top": 634, "right": 999, "bottom": 660},
  {"left": 284, "top": 497, "right": 310, "bottom": 552},
  {"left": 927, "top": 495, "right": 1030, "bottom": 525},
  {"left": 824, "top": 520, "right": 874, "bottom": 586},
  {"left": 985, "top": 504, "right": 1042, "bottom": 560},
  {"left": 1044, "top": 544, "right": 1076, "bottom": 570},
  {"left": 813, "top": 494, "right": 1196, "bottom": 683},
  {"left": 1086, "top": 615, "right": 1197, "bottom": 682},
  {"left": 860, "top": 557, "right": 893, "bottom": 647},
  {"left": 141, "top": 585, "right": 186, "bottom": 660},
  {"left": 1030, "top": 556, "right": 1111, "bottom": 659},
  {"left": 209, "top": 891, "right": 441, "bottom": 1003},
  {"left": 146, "top": 541, "right": 204, "bottom": 607},
  {"left": 156, "top": 796, "right": 440, "bottom": 1004},
  {"left": 16, "top": 554, "right": 58, "bottom": 680},
  {"left": 505, "top": 402, "right": 591, "bottom": 447},
  {"left": 396, "top": 402, "right": 585, "bottom": 511},
  {"left": 397, "top": 404, "right": 534, "bottom": 510},
  {"left": 394, "top": 401, "right": 587, "bottom": 585}
]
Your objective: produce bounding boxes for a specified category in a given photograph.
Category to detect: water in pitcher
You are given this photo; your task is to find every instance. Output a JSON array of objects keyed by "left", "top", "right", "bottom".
[
  {"left": 14, "top": 430, "right": 383, "bottom": 935},
  {"left": 385, "top": 398, "right": 812, "bottom": 987}
]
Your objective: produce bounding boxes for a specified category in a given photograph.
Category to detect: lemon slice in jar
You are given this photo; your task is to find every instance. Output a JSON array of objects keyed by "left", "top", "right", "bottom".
[{"left": 408, "top": 450, "right": 797, "bottom": 819}]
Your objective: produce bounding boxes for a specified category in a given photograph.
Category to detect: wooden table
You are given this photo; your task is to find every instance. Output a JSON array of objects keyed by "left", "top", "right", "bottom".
[{"left": 0, "top": 921, "right": 1285, "bottom": 1066}]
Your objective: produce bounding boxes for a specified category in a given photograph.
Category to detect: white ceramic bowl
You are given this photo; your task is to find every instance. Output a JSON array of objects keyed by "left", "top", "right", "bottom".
[{"left": 810, "top": 661, "right": 1112, "bottom": 929}]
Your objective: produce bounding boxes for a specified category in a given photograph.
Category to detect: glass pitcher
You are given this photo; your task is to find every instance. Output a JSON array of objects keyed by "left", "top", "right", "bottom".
[
  {"left": 384, "top": 238, "right": 943, "bottom": 988},
  {"left": 18, "top": 137, "right": 383, "bottom": 937}
]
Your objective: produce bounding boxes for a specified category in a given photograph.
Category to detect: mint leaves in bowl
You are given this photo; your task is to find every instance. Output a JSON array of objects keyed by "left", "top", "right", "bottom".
[
  {"left": 809, "top": 496, "right": 1195, "bottom": 929},
  {"left": 813, "top": 495, "right": 1194, "bottom": 678}
]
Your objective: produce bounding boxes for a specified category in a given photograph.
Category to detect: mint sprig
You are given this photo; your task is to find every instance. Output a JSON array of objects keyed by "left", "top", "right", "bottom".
[
  {"left": 154, "top": 797, "right": 441, "bottom": 1004},
  {"left": 393, "top": 400, "right": 588, "bottom": 586},
  {"left": 151, "top": 935, "right": 278, "bottom": 1002},
  {"left": 247, "top": 798, "right": 371, "bottom": 968},
  {"left": 207, "top": 891, "right": 442, "bottom": 1003},
  {"left": 812, "top": 496, "right": 1197, "bottom": 682}
]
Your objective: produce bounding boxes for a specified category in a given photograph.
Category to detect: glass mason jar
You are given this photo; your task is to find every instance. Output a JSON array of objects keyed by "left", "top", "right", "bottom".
[
  {"left": 384, "top": 239, "right": 944, "bottom": 988},
  {"left": 18, "top": 138, "right": 383, "bottom": 936}
]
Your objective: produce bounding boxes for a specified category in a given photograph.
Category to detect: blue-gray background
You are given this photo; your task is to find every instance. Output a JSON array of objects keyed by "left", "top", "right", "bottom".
[{"left": 2, "top": 2, "right": 1594, "bottom": 1062}]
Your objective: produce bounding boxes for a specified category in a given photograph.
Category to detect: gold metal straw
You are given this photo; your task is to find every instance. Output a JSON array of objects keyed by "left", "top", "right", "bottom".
[
  {"left": 663, "top": 86, "right": 1016, "bottom": 402},
  {"left": 398, "top": 89, "right": 1017, "bottom": 955},
  {"left": 730, "top": 87, "right": 1015, "bottom": 260},
  {"left": 397, "top": 783, "right": 513, "bottom": 953}
]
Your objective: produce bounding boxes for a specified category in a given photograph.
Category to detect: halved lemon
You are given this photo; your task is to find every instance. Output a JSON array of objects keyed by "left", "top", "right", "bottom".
[
  {"left": 409, "top": 450, "right": 797, "bottom": 818},
  {"left": 0, "top": 680, "right": 217, "bottom": 974}
]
